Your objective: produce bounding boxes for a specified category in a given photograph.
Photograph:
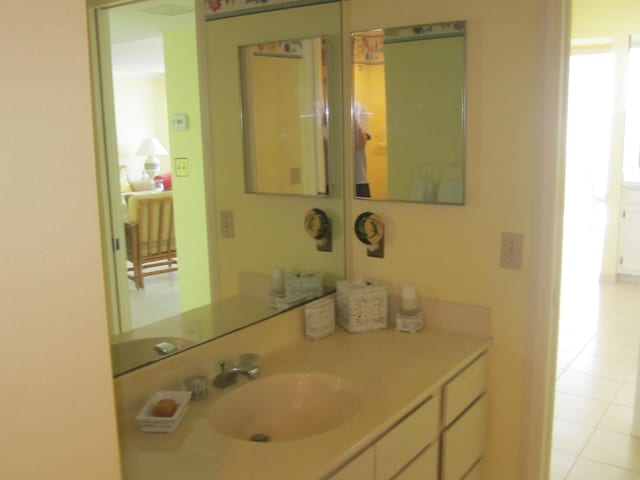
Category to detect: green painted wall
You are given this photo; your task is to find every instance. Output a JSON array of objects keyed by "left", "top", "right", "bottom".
[
  {"left": 163, "top": 26, "right": 212, "bottom": 310},
  {"left": 384, "top": 36, "right": 464, "bottom": 202}
]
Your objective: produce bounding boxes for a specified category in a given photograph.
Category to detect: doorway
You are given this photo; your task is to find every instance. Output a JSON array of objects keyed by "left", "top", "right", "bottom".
[
  {"left": 92, "top": 0, "right": 212, "bottom": 336},
  {"left": 550, "top": 27, "right": 640, "bottom": 480}
]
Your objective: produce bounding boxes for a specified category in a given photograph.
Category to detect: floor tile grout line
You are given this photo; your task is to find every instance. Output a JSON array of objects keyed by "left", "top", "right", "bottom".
[{"left": 554, "top": 282, "right": 640, "bottom": 479}]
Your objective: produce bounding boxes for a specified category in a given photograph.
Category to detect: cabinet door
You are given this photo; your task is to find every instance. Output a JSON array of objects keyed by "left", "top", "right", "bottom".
[
  {"left": 393, "top": 441, "right": 438, "bottom": 480},
  {"left": 441, "top": 394, "right": 488, "bottom": 480},
  {"left": 619, "top": 204, "right": 640, "bottom": 275},
  {"left": 330, "top": 446, "right": 375, "bottom": 480},
  {"left": 443, "top": 354, "right": 487, "bottom": 427},
  {"left": 463, "top": 460, "right": 483, "bottom": 480},
  {"left": 376, "top": 395, "right": 440, "bottom": 480}
]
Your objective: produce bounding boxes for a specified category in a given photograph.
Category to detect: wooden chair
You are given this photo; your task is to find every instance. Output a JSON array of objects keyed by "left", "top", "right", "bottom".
[{"left": 124, "top": 191, "right": 178, "bottom": 289}]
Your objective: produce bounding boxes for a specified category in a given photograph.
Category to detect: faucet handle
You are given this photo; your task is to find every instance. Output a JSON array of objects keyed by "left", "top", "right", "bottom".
[
  {"left": 239, "top": 353, "right": 260, "bottom": 378},
  {"left": 217, "top": 360, "right": 226, "bottom": 372}
]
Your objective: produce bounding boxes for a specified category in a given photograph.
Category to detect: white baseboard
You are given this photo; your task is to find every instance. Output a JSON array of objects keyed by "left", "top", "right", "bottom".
[
  {"left": 599, "top": 272, "right": 617, "bottom": 284},
  {"left": 617, "top": 273, "right": 640, "bottom": 285}
]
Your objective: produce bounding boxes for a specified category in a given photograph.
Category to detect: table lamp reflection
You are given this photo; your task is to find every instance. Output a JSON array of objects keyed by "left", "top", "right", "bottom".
[{"left": 136, "top": 137, "right": 168, "bottom": 179}]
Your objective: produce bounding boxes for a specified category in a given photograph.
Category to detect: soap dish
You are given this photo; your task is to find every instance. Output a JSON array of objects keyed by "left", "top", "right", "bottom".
[{"left": 136, "top": 391, "right": 191, "bottom": 433}]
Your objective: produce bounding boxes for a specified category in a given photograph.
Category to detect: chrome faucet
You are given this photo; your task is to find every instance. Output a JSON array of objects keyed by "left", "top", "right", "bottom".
[{"left": 213, "top": 353, "right": 260, "bottom": 388}]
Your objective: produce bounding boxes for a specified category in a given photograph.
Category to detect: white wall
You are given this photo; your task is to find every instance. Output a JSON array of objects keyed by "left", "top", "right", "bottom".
[{"left": 0, "top": 2, "right": 121, "bottom": 478}]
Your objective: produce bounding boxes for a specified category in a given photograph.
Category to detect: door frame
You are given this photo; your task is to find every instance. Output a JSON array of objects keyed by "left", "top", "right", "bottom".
[
  {"left": 87, "top": 5, "right": 133, "bottom": 335},
  {"left": 522, "top": 0, "right": 570, "bottom": 478}
]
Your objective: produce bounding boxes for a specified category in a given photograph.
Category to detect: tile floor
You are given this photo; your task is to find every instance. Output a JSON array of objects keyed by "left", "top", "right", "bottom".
[
  {"left": 127, "top": 270, "right": 181, "bottom": 329},
  {"left": 551, "top": 281, "right": 640, "bottom": 479}
]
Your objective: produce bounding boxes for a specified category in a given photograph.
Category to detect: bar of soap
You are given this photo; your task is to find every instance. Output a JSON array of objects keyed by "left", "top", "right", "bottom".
[{"left": 152, "top": 398, "right": 178, "bottom": 417}]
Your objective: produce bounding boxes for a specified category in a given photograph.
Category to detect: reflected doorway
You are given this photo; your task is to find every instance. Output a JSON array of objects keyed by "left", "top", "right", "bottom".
[{"left": 95, "top": 0, "right": 211, "bottom": 336}]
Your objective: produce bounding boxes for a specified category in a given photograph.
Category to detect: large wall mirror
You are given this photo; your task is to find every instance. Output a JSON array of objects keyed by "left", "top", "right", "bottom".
[
  {"left": 352, "top": 21, "right": 466, "bottom": 204},
  {"left": 92, "top": 0, "right": 344, "bottom": 376},
  {"left": 240, "top": 36, "right": 331, "bottom": 196}
]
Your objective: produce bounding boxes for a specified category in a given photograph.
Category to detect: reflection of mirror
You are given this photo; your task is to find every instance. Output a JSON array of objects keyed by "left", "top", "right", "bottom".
[
  {"left": 92, "top": 0, "right": 213, "bottom": 376},
  {"left": 240, "top": 37, "right": 330, "bottom": 196},
  {"left": 352, "top": 21, "right": 466, "bottom": 204},
  {"left": 207, "top": 1, "right": 345, "bottom": 302},
  {"left": 90, "top": 0, "right": 345, "bottom": 376}
]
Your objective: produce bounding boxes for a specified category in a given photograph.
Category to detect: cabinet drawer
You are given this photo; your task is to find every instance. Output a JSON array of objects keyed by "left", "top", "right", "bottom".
[
  {"left": 392, "top": 441, "right": 438, "bottom": 480},
  {"left": 443, "top": 353, "right": 487, "bottom": 426},
  {"left": 442, "top": 394, "right": 488, "bottom": 480},
  {"left": 330, "top": 446, "right": 374, "bottom": 480},
  {"left": 463, "top": 460, "right": 483, "bottom": 480},
  {"left": 376, "top": 394, "right": 440, "bottom": 480}
]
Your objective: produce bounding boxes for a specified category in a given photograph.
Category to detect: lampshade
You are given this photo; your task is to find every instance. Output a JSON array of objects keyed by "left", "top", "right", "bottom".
[{"left": 135, "top": 137, "right": 168, "bottom": 156}]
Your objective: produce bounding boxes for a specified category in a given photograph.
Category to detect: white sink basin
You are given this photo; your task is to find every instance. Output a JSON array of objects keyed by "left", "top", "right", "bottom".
[{"left": 209, "top": 373, "right": 361, "bottom": 442}]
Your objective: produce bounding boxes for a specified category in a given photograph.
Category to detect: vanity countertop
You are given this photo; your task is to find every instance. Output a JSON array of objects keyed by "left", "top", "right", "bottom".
[{"left": 117, "top": 327, "right": 490, "bottom": 480}]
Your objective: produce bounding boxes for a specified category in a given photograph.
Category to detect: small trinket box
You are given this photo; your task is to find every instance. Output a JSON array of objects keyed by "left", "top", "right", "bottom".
[{"left": 304, "top": 297, "right": 336, "bottom": 340}]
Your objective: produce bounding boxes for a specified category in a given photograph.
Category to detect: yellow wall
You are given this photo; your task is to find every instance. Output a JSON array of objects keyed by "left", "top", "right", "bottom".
[
  {"left": 249, "top": 55, "right": 304, "bottom": 194},
  {"left": 572, "top": 0, "right": 640, "bottom": 37},
  {"left": 1, "top": 1, "right": 121, "bottom": 478},
  {"left": 571, "top": 0, "right": 640, "bottom": 278},
  {"left": 163, "top": 27, "right": 212, "bottom": 310},
  {"left": 0, "top": 1, "right": 567, "bottom": 479},
  {"left": 347, "top": 0, "right": 540, "bottom": 477}
]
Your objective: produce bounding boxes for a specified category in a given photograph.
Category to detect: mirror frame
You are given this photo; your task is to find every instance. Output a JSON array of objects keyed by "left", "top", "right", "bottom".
[{"left": 351, "top": 20, "right": 467, "bottom": 205}]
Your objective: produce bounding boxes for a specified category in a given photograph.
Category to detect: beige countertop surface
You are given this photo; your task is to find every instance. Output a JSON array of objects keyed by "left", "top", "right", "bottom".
[{"left": 118, "top": 327, "right": 490, "bottom": 480}]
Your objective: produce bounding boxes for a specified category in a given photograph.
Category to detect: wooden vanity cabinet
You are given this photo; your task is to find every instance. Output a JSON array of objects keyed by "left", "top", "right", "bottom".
[
  {"left": 330, "top": 447, "right": 375, "bottom": 480},
  {"left": 329, "top": 352, "right": 488, "bottom": 480},
  {"left": 392, "top": 441, "right": 439, "bottom": 480},
  {"left": 441, "top": 353, "right": 488, "bottom": 480},
  {"left": 375, "top": 394, "right": 440, "bottom": 479},
  {"left": 462, "top": 460, "right": 483, "bottom": 480}
]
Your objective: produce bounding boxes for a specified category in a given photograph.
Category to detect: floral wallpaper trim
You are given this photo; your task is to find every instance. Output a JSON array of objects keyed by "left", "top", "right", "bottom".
[
  {"left": 384, "top": 21, "right": 466, "bottom": 44},
  {"left": 249, "top": 40, "right": 304, "bottom": 58},
  {"left": 352, "top": 34, "right": 384, "bottom": 65},
  {"left": 204, "top": 0, "right": 338, "bottom": 21}
]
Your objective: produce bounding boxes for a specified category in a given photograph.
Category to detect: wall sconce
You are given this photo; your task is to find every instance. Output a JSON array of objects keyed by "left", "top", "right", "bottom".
[
  {"left": 304, "top": 208, "right": 332, "bottom": 252},
  {"left": 355, "top": 211, "right": 384, "bottom": 258}
]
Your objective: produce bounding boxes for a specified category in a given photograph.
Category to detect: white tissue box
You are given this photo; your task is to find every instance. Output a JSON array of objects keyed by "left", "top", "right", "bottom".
[
  {"left": 336, "top": 280, "right": 388, "bottom": 333},
  {"left": 285, "top": 272, "right": 324, "bottom": 298},
  {"left": 136, "top": 391, "right": 191, "bottom": 433}
]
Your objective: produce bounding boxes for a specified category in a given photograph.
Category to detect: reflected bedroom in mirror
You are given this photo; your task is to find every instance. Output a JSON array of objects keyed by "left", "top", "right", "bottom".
[{"left": 352, "top": 21, "right": 466, "bottom": 204}]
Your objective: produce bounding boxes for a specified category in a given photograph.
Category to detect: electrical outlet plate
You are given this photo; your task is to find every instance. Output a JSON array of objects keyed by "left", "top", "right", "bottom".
[{"left": 500, "top": 232, "right": 523, "bottom": 269}]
